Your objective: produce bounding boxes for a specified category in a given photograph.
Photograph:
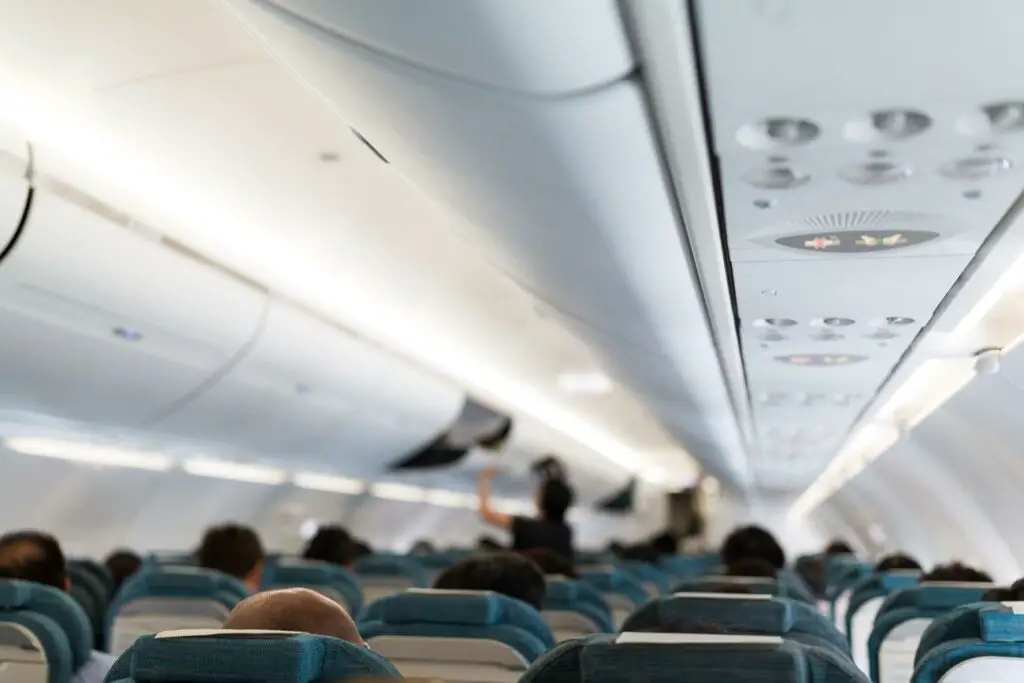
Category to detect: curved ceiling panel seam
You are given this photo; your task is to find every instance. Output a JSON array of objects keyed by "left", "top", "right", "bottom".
[{"left": 251, "top": 0, "right": 636, "bottom": 99}]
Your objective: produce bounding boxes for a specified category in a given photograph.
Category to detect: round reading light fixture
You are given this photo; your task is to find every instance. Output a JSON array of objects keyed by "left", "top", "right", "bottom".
[
  {"left": 871, "top": 109, "right": 932, "bottom": 139},
  {"left": 821, "top": 317, "right": 855, "bottom": 327},
  {"left": 939, "top": 155, "right": 1012, "bottom": 180},
  {"left": 885, "top": 316, "right": 915, "bottom": 326},
  {"left": 113, "top": 327, "right": 143, "bottom": 341},
  {"left": 982, "top": 102, "right": 1024, "bottom": 133},
  {"left": 743, "top": 165, "right": 812, "bottom": 190},
  {"left": 753, "top": 198, "right": 777, "bottom": 209},
  {"left": 738, "top": 117, "right": 821, "bottom": 149},
  {"left": 756, "top": 318, "right": 798, "bottom": 328},
  {"left": 759, "top": 331, "right": 786, "bottom": 342},
  {"left": 840, "top": 160, "right": 912, "bottom": 185},
  {"left": 974, "top": 347, "right": 1003, "bottom": 376}
]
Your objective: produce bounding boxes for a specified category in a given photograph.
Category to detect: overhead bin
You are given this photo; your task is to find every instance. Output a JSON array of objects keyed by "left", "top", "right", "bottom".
[
  {"left": 151, "top": 298, "right": 464, "bottom": 474},
  {"left": 0, "top": 126, "right": 30, "bottom": 257},
  {"left": 253, "top": 0, "right": 634, "bottom": 94},
  {"left": 390, "top": 397, "right": 511, "bottom": 471},
  {"left": 0, "top": 186, "right": 267, "bottom": 429},
  {"left": 226, "top": 2, "right": 736, "bottom": 480}
]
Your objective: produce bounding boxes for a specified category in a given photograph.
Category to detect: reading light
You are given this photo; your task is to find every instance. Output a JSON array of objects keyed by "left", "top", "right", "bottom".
[
  {"left": 3, "top": 437, "right": 173, "bottom": 471},
  {"left": 183, "top": 458, "right": 287, "bottom": 484},
  {"left": 292, "top": 472, "right": 365, "bottom": 494}
]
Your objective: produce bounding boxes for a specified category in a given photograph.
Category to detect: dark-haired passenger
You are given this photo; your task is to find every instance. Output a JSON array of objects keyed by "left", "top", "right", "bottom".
[
  {"left": 875, "top": 553, "right": 922, "bottom": 572},
  {"left": 0, "top": 530, "right": 115, "bottom": 683},
  {"left": 920, "top": 562, "right": 992, "bottom": 583},
  {"left": 434, "top": 551, "right": 546, "bottom": 611},
  {"left": 721, "top": 525, "right": 785, "bottom": 570},
  {"left": 477, "top": 466, "right": 574, "bottom": 560},
  {"left": 196, "top": 523, "right": 265, "bottom": 592},
  {"left": 104, "top": 548, "right": 142, "bottom": 596}
]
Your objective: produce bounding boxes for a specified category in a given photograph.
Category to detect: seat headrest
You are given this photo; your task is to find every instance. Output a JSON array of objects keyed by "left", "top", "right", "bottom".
[
  {"left": 579, "top": 569, "right": 647, "bottom": 606},
  {"left": 979, "top": 608, "right": 1024, "bottom": 642},
  {"left": 0, "top": 580, "right": 33, "bottom": 608},
  {"left": 111, "top": 630, "right": 399, "bottom": 683},
  {"left": 547, "top": 579, "right": 581, "bottom": 603},
  {"left": 355, "top": 555, "right": 428, "bottom": 582},
  {"left": 521, "top": 633, "right": 863, "bottom": 683},
  {"left": 118, "top": 568, "right": 250, "bottom": 606},
  {"left": 879, "top": 583, "right": 992, "bottom": 617},
  {"left": 375, "top": 589, "right": 548, "bottom": 634},
  {"left": 624, "top": 594, "right": 790, "bottom": 633},
  {"left": 0, "top": 580, "right": 92, "bottom": 670}
]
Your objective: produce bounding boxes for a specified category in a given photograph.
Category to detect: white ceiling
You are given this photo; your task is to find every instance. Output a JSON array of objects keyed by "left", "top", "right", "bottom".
[{"left": 0, "top": 0, "right": 706, "bottom": 494}]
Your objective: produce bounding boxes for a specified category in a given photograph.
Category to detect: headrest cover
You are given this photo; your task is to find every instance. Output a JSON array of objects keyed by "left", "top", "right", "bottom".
[
  {"left": 379, "top": 591, "right": 499, "bottom": 625},
  {"left": 654, "top": 596, "right": 787, "bottom": 634},
  {"left": 883, "top": 584, "right": 989, "bottom": 614},
  {"left": 0, "top": 581, "right": 32, "bottom": 609},
  {"left": 879, "top": 571, "right": 921, "bottom": 591},
  {"left": 126, "top": 632, "right": 399, "bottom": 683},
  {"left": 980, "top": 610, "right": 1024, "bottom": 643},
  {"left": 546, "top": 580, "right": 579, "bottom": 602}
]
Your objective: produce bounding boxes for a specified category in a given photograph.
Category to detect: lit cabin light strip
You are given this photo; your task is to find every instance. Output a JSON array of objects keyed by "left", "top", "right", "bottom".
[
  {"left": 2, "top": 436, "right": 531, "bottom": 510},
  {"left": 3, "top": 436, "right": 174, "bottom": 471},
  {"left": 789, "top": 357, "right": 976, "bottom": 520},
  {"left": 0, "top": 80, "right": 695, "bottom": 488},
  {"left": 292, "top": 472, "right": 365, "bottom": 494},
  {"left": 183, "top": 458, "right": 288, "bottom": 485}
]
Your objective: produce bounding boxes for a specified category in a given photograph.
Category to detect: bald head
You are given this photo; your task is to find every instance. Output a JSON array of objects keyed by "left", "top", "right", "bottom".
[{"left": 224, "top": 588, "right": 363, "bottom": 645}]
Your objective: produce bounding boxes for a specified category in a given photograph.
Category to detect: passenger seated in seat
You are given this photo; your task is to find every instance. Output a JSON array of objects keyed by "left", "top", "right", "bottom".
[
  {"left": 724, "top": 559, "right": 778, "bottom": 579},
  {"left": 920, "top": 562, "right": 992, "bottom": 582},
  {"left": 721, "top": 525, "right": 785, "bottom": 571},
  {"left": 650, "top": 532, "right": 679, "bottom": 559},
  {"left": 434, "top": 552, "right": 546, "bottom": 610},
  {"left": 196, "top": 524, "right": 265, "bottom": 592},
  {"left": 0, "top": 530, "right": 115, "bottom": 683},
  {"left": 477, "top": 465, "right": 575, "bottom": 560},
  {"left": 520, "top": 548, "right": 578, "bottom": 578},
  {"left": 875, "top": 553, "right": 922, "bottom": 571},
  {"left": 795, "top": 555, "right": 827, "bottom": 599},
  {"left": 825, "top": 541, "right": 855, "bottom": 556},
  {"left": 684, "top": 582, "right": 753, "bottom": 595},
  {"left": 302, "top": 526, "right": 358, "bottom": 569},
  {"left": 104, "top": 549, "right": 142, "bottom": 595},
  {"left": 224, "top": 587, "right": 364, "bottom": 644}
]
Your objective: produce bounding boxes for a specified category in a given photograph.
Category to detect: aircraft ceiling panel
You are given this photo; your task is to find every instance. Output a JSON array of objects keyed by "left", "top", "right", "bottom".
[
  {"left": 223, "top": 0, "right": 743, "bottom": 483},
  {"left": 0, "top": 189, "right": 267, "bottom": 429},
  {"left": 733, "top": 257, "right": 972, "bottom": 321},
  {"left": 258, "top": 0, "right": 634, "bottom": 94},
  {"left": 150, "top": 299, "right": 463, "bottom": 468}
]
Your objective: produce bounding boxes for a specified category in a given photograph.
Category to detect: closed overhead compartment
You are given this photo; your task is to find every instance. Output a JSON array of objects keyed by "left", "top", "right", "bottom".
[
  {"left": 151, "top": 299, "right": 464, "bottom": 474},
  {"left": 0, "top": 125, "right": 30, "bottom": 256},
  {"left": 254, "top": 0, "right": 634, "bottom": 94},
  {"left": 0, "top": 186, "right": 267, "bottom": 429}
]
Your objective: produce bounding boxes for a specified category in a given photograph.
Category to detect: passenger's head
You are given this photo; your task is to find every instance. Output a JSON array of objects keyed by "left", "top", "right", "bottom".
[
  {"left": 302, "top": 526, "right": 358, "bottom": 569},
  {"left": 724, "top": 559, "right": 778, "bottom": 579},
  {"left": 825, "top": 540, "right": 855, "bottom": 556},
  {"left": 535, "top": 478, "right": 574, "bottom": 523},
  {"left": 477, "top": 536, "right": 504, "bottom": 552},
  {"left": 434, "top": 552, "right": 546, "bottom": 610},
  {"left": 519, "top": 548, "right": 578, "bottom": 578},
  {"left": 920, "top": 562, "right": 992, "bottom": 583},
  {"left": 721, "top": 525, "right": 785, "bottom": 570},
  {"left": 224, "top": 588, "right": 363, "bottom": 645},
  {"left": 875, "top": 553, "right": 922, "bottom": 572},
  {"left": 981, "top": 587, "right": 1011, "bottom": 601},
  {"left": 1005, "top": 578, "right": 1024, "bottom": 600},
  {"left": 196, "top": 524, "right": 265, "bottom": 592},
  {"left": 104, "top": 549, "right": 142, "bottom": 594},
  {"left": 650, "top": 533, "right": 679, "bottom": 558},
  {"left": 409, "top": 541, "right": 435, "bottom": 556},
  {"left": 0, "top": 530, "right": 67, "bottom": 590}
]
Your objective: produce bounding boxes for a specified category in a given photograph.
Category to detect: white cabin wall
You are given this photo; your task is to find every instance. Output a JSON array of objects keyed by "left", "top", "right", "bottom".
[{"left": 816, "top": 347, "right": 1024, "bottom": 582}]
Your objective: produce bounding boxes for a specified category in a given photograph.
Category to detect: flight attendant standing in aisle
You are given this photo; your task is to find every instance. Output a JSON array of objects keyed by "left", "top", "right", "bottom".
[{"left": 476, "top": 458, "right": 575, "bottom": 562}]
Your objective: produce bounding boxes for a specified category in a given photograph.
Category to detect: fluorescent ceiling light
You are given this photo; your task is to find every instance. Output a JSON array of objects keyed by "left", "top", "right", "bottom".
[
  {"left": 557, "top": 371, "right": 613, "bottom": 395},
  {"left": 423, "top": 489, "right": 477, "bottom": 508},
  {"left": 370, "top": 482, "right": 427, "bottom": 503},
  {"left": 183, "top": 458, "right": 287, "bottom": 484},
  {"left": 493, "top": 498, "right": 534, "bottom": 515},
  {"left": 3, "top": 437, "right": 174, "bottom": 471},
  {"left": 292, "top": 472, "right": 365, "bottom": 494}
]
